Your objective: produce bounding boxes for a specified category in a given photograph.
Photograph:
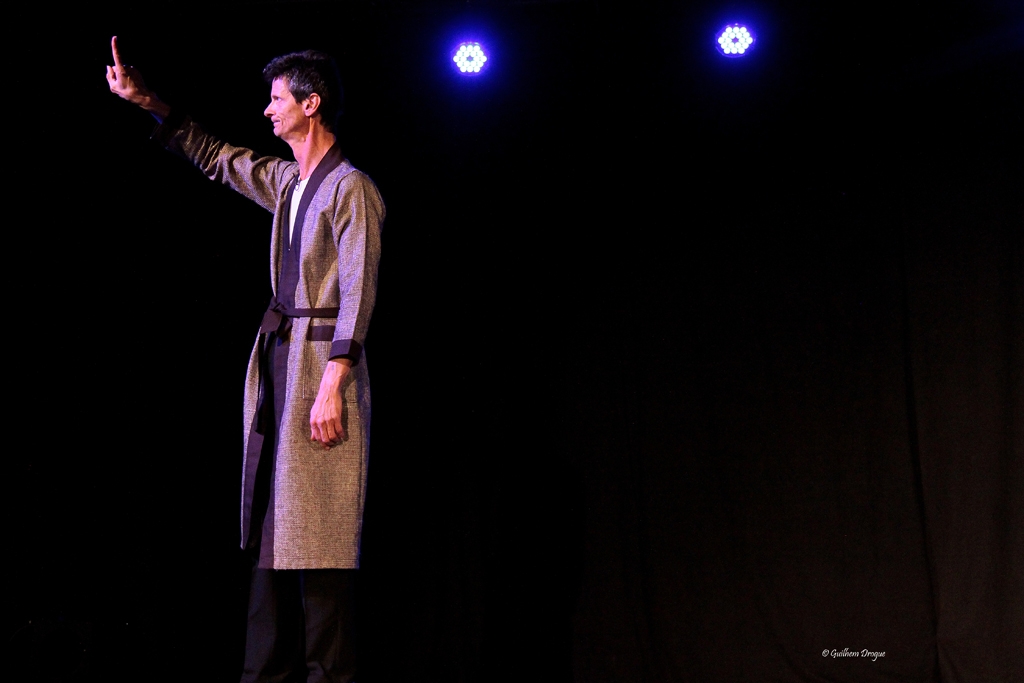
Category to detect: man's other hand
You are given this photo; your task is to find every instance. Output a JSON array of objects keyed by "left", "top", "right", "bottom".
[{"left": 310, "top": 359, "right": 352, "bottom": 449}]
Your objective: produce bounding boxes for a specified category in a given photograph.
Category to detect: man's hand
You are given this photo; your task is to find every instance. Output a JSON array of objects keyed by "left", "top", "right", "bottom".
[
  {"left": 105, "top": 36, "right": 171, "bottom": 119},
  {"left": 310, "top": 359, "right": 352, "bottom": 449}
]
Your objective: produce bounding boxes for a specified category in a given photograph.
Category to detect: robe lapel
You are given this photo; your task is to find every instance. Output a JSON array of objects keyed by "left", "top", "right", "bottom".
[{"left": 290, "top": 142, "right": 346, "bottom": 254}]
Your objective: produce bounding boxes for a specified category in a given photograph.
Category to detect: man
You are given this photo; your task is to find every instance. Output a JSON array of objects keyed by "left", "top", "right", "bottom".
[{"left": 107, "top": 36, "right": 384, "bottom": 682}]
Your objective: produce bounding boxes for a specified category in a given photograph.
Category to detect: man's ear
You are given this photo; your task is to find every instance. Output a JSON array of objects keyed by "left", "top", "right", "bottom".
[{"left": 304, "top": 92, "right": 321, "bottom": 118}]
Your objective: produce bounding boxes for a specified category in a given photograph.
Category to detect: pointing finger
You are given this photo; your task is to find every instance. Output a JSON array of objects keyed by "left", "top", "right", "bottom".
[{"left": 111, "top": 36, "right": 123, "bottom": 70}]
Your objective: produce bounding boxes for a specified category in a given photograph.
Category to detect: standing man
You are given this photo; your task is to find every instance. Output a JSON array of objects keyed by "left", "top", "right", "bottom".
[{"left": 107, "top": 36, "right": 384, "bottom": 682}]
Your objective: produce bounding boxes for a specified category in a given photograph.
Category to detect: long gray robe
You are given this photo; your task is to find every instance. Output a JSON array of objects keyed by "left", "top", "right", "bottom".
[{"left": 157, "top": 115, "right": 384, "bottom": 569}]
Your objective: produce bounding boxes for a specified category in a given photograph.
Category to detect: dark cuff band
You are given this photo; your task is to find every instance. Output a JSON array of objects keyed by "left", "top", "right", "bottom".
[
  {"left": 150, "top": 108, "right": 186, "bottom": 145},
  {"left": 330, "top": 339, "right": 363, "bottom": 365}
]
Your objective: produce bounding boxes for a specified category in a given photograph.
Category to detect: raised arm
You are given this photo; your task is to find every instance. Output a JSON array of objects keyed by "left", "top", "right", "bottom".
[
  {"left": 106, "top": 36, "right": 292, "bottom": 211},
  {"left": 105, "top": 36, "right": 171, "bottom": 121}
]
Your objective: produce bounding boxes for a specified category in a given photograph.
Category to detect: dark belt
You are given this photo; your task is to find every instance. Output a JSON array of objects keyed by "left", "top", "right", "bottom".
[{"left": 254, "top": 297, "right": 340, "bottom": 434}]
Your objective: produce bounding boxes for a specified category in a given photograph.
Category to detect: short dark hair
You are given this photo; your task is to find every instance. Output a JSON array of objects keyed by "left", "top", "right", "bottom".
[{"left": 263, "top": 50, "right": 344, "bottom": 131}]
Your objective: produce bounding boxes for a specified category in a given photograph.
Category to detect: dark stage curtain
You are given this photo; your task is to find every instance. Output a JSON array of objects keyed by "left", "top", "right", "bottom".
[
  {"left": 904, "top": 172, "right": 1023, "bottom": 683},
  {"left": 562, "top": 119, "right": 1022, "bottom": 683}
]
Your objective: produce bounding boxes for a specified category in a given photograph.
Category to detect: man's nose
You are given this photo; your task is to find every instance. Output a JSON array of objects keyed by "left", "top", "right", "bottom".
[{"left": 264, "top": 104, "right": 273, "bottom": 117}]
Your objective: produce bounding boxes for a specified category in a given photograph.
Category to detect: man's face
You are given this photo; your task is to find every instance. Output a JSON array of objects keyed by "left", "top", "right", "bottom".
[{"left": 264, "top": 78, "right": 308, "bottom": 141}]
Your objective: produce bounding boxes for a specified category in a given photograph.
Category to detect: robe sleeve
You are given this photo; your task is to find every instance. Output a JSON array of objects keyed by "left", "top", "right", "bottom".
[
  {"left": 152, "top": 110, "right": 293, "bottom": 213},
  {"left": 328, "top": 170, "right": 385, "bottom": 365}
]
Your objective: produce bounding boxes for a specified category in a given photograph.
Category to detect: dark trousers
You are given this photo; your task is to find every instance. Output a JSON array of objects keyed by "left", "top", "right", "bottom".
[
  {"left": 240, "top": 565, "right": 358, "bottom": 683},
  {"left": 241, "top": 338, "right": 357, "bottom": 683}
]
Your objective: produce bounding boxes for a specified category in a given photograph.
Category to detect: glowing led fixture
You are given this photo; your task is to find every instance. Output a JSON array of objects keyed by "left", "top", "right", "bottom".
[
  {"left": 453, "top": 42, "right": 489, "bottom": 74},
  {"left": 716, "top": 24, "right": 756, "bottom": 57}
]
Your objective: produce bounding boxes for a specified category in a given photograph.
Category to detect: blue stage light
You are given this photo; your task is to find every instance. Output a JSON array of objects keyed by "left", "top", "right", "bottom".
[
  {"left": 716, "top": 24, "right": 756, "bottom": 57},
  {"left": 453, "top": 42, "right": 489, "bottom": 74}
]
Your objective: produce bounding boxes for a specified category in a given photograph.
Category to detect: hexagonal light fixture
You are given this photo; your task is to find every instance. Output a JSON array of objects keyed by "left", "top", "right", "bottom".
[
  {"left": 716, "top": 24, "right": 756, "bottom": 57},
  {"left": 453, "top": 42, "right": 489, "bottom": 74}
]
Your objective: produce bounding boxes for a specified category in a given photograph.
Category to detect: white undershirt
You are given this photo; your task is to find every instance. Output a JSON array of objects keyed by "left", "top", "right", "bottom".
[{"left": 288, "top": 177, "right": 311, "bottom": 243}]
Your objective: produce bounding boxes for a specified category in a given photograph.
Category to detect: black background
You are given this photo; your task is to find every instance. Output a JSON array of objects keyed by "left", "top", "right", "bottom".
[{"left": 8, "top": 1, "right": 1022, "bottom": 681}]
